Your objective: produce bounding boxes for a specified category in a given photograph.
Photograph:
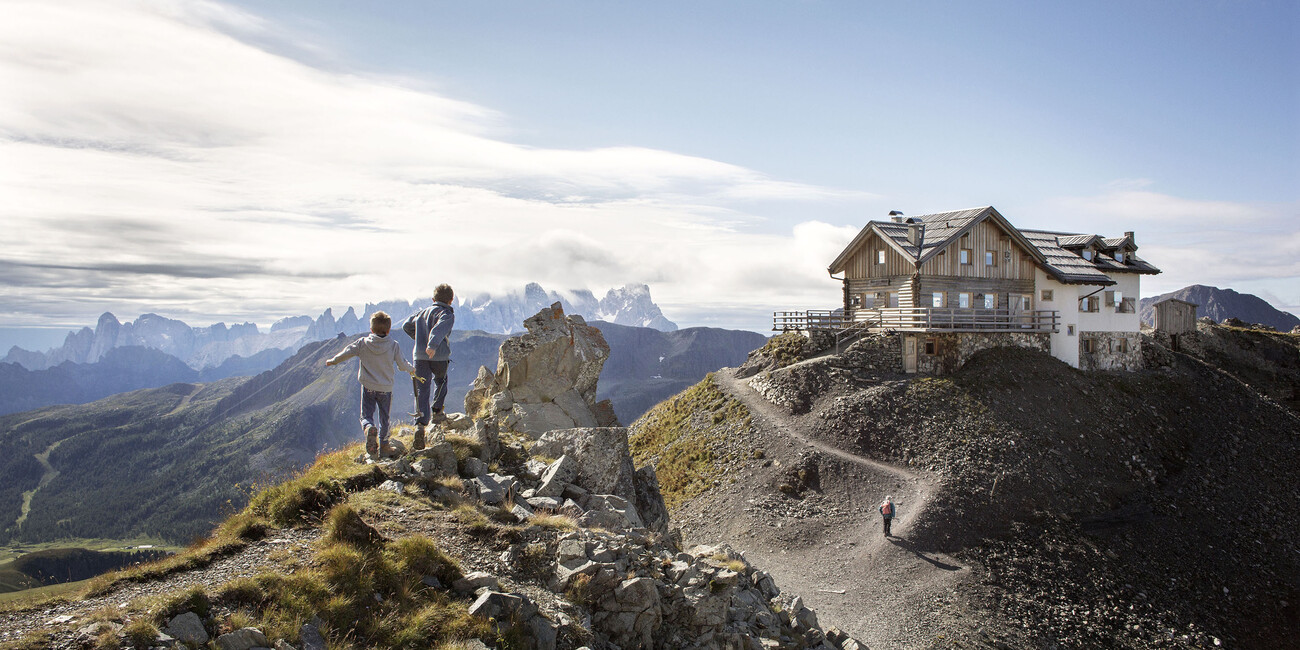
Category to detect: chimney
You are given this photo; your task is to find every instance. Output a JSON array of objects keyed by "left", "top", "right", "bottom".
[
  {"left": 907, "top": 223, "right": 924, "bottom": 247},
  {"left": 889, "top": 210, "right": 905, "bottom": 223},
  {"left": 1124, "top": 231, "right": 1135, "bottom": 246}
]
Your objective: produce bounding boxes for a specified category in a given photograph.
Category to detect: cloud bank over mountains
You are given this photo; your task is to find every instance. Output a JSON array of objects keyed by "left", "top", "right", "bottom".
[
  {"left": 2, "top": 0, "right": 1294, "bottom": 332},
  {"left": 0, "top": 0, "right": 869, "bottom": 332}
]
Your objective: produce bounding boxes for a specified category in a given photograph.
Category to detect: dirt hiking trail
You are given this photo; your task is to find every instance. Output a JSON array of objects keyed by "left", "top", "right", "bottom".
[{"left": 701, "top": 369, "right": 972, "bottom": 648}]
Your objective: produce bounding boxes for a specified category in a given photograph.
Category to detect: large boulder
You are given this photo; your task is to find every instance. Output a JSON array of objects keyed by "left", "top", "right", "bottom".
[
  {"left": 532, "top": 428, "right": 637, "bottom": 499},
  {"left": 465, "top": 303, "right": 619, "bottom": 437},
  {"left": 532, "top": 427, "right": 669, "bottom": 533}
]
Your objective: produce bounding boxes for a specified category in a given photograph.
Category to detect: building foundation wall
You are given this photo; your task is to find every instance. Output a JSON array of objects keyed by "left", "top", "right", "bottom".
[{"left": 911, "top": 332, "right": 1050, "bottom": 375}]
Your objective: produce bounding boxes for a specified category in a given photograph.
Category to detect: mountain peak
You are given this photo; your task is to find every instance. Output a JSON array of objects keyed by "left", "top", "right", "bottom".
[{"left": 1141, "top": 284, "right": 1299, "bottom": 331}]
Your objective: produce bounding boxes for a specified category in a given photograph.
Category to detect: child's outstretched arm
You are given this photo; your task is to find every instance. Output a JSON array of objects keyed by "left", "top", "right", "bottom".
[{"left": 325, "top": 340, "right": 362, "bottom": 367}]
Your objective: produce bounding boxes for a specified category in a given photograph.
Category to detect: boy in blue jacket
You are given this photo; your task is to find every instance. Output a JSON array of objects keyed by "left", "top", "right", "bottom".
[
  {"left": 402, "top": 284, "right": 455, "bottom": 451},
  {"left": 326, "top": 311, "right": 419, "bottom": 458}
]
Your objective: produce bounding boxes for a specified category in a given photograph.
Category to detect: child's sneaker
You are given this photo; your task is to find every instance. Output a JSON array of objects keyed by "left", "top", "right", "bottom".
[
  {"left": 412, "top": 425, "right": 426, "bottom": 452},
  {"left": 365, "top": 425, "right": 379, "bottom": 457}
]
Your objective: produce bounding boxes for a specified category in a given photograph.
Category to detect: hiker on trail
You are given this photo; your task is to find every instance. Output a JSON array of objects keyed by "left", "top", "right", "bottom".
[
  {"left": 880, "top": 495, "right": 896, "bottom": 537},
  {"left": 325, "top": 311, "right": 419, "bottom": 459},
  {"left": 402, "top": 283, "right": 455, "bottom": 451}
]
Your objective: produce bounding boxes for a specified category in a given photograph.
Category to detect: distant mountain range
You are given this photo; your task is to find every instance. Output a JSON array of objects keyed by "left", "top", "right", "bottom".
[
  {"left": 1140, "top": 285, "right": 1300, "bottom": 332},
  {"left": 0, "top": 320, "right": 765, "bottom": 545},
  {"left": 2, "top": 283, "right": 677, "bottom": 372}
]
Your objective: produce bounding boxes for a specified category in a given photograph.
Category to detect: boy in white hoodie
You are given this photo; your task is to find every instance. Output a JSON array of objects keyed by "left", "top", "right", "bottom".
[{"left": 326, "top": 311, "right": 419, "bottom": 458}]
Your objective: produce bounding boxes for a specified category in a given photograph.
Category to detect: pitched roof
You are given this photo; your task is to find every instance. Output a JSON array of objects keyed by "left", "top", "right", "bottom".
[
  {"left": 1056, "top": 234, "right": 1100, "bottom": 248},
  {"left": 828, "top": 206, "right": 1047, "bottom": 273},
  {"left": 1099, "top": 236, "right": 1134, "bottom": 250},
  {"left": 1021, "top": 230, "right": 1160, "bottom": 283},
  {"left": 1019, "top": 230, "right": 1116, "bottom": 285},
  {"left": 829, "top": 206, "right": 1160, "bottom": 284}
]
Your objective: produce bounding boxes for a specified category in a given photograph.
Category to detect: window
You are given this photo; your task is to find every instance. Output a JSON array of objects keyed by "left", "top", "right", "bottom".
[
  {"left": 1118, "top": 337, "right": 1129, "bottom": 353},
  {"left": 983, "top": 293, "right": 995, "bottom": 309},
  {"left": 1118, "top": 297, "right": 1136, "bottom": 313},
  {"left": 924, "top": 339, "right": 937, "bottom": 355},
  {"left": 1041, "top": 289, "right": 1054, "bottom": 302},
  {"left": 1081, "top": 296, "right": 1100, "bottom": 313},
  {"left": 851, "top": 295, "right": 861, "bottom": 307},
  {"left": 1067, "top": 325, "right": 1076, "bottom": 336},
  {"left": 932, "top": 292, "right": 945, "bottom": 308},
  {"left": 1113, "top": 290, "right": 1123, "bottom": 306},
  {"left": 958, "top": 293, "right": 971, "bottom": 309},
  {"left": 1082, "top": 249, "right": 1094, "bottom": 261},
  {"left": 889, "top": 292, "right": 899, "bottom": 308},
  {"left": 985, "top": 250, "right": 996, "bottom": 266},
  {"left": 1082, "top": 338, "right": 1095, "bottom": 354},
  {"left": 959, "top": 249, "right": 972, "bottom": 265},
  {"left": 1114, "top": 252, "right": 1125, "bottom": 263},
  {"left": 876, "top": 250, "right": 886, "bottom": 264}
]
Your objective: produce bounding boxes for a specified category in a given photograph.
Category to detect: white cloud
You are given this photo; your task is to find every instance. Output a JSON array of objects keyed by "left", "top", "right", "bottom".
[
  {"left": 1039, "top": 189, "right": 1300, "bottom": 311},
  {"left": 0, "top": 0, "right": 872, "bottom": 331}
]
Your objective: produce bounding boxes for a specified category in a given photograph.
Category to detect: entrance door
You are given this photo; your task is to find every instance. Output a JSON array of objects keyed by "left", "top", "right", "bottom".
[{"left": 903, "top": 336, "right": 917, "bottom": 373}]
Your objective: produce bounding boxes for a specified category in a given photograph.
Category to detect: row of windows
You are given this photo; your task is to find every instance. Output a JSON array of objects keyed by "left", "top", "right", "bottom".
[
  {"left": 927, "top": 292, "right": 1034, "bottom": 309},
  {"left": 1078, "top": 291, "right": 1136, "bottom": 313},
  {"left": 1080, "top": 249, "right": 1129, "bottom": 264},
  {"left": 876, "top": 248, "right": 1010, "bottom": 266}
]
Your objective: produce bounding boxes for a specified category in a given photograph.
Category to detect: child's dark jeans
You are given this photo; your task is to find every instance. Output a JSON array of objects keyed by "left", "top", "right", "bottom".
[{"left": 361, "top": 387, "right": 393, "bottom": 442}]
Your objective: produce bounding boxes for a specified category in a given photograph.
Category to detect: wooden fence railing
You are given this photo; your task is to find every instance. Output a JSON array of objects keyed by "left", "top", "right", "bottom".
[{"left": 774, "top": 308, "right": 1059, "bottom": 332}]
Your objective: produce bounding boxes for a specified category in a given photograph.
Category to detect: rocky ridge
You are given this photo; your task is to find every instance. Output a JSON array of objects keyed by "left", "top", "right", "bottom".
[{"left": 657, "top": 325, "right": 1299, "bottom": 648}]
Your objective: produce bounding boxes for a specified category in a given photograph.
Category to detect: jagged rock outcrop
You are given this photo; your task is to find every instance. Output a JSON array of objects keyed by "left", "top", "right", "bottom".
[{"left": 465, "top": 303, "right": 620, "bottom": 436}]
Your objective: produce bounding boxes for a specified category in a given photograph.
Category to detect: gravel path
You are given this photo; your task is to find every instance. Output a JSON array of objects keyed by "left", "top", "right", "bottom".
[{"left": 698, "top": 369, "right": 973, "bottom": 649}]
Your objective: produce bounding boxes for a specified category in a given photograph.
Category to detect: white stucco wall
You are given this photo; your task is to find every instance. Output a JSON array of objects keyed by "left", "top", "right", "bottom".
[
  {"left": 1076, "top": 273, "right": 1141, "bottom": 333},
  {"left": 1036, "top": 271, "right": 1143, "bottom": 369},
  {"left": 1037, "top": 270, "right": 1080, "bottom": 368}
]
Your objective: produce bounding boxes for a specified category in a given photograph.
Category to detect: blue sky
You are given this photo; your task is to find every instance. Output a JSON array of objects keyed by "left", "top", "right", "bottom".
[{"left": 1, "top": 0, "right": 1296, "bottom": 349}]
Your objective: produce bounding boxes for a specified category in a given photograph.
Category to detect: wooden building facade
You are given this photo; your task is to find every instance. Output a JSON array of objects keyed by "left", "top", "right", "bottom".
[{"left": 791, "top": 205, "right": 1161, "bottom": 371}]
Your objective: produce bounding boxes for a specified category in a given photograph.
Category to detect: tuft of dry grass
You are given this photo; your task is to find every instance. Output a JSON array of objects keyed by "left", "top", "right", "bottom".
[{"left": 528, "top": 513, "right": 577, "bottom": 531}]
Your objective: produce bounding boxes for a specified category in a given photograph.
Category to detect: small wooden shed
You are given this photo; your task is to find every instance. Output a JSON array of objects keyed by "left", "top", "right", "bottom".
[{"left": 1153, "top": 297, "right": 1198, "bottom": 335}]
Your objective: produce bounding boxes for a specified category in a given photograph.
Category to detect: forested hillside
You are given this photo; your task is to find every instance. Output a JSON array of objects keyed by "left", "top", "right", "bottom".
[{"left": 0, "top": 338, "right": 359, "bottom": 545}]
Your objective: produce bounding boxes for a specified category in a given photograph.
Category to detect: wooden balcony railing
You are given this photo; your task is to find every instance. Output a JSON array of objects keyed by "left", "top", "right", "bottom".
[{"left": 774, "top": 308, "right": 1059, "bottom": 333}]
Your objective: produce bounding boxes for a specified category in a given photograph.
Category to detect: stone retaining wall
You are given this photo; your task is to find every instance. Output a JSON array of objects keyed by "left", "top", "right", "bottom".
[
  {"left": 1079, "top": 331, "right": 1142, "bottom": 371},
  {"left": 915, "top": 332, "right": 1050, "bottom": 375}
]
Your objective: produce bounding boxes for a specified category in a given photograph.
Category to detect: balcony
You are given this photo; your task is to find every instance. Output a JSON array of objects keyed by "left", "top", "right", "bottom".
[{"left": 774, "top": 308, "right": 1059, "bottom": 333}]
